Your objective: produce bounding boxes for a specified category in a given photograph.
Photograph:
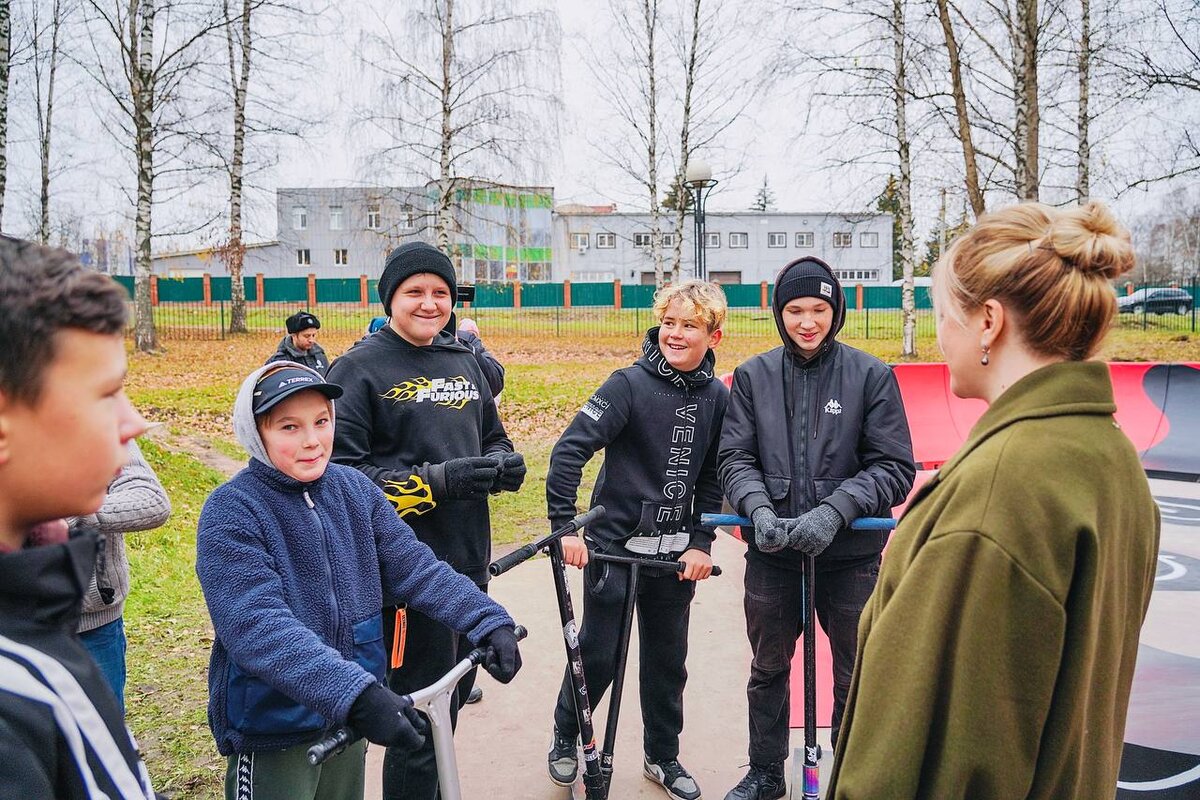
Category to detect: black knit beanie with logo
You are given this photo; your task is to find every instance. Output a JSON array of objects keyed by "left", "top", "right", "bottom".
[{"left": 378, "top": 242, "right": 458, "bottom": 313}]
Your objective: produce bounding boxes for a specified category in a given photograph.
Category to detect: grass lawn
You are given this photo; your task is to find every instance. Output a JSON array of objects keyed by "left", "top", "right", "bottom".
[{"left": 120, "top": 323, "right": 1200, "bottom": 797}]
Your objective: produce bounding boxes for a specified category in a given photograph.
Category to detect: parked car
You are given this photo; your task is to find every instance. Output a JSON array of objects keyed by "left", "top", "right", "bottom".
[{"left": 1117, "top": 288, "right": 1194, "bottom": 315}]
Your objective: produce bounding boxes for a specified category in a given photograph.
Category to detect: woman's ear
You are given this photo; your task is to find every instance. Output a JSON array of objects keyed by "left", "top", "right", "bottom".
[{"left": 980, "top": 298, "right": 1006, "bottom": 349}]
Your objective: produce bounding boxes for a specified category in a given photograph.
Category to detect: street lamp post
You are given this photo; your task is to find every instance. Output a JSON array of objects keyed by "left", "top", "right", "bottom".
[{"left": 684, "top": 160, "right": 718, "bottom": 280}]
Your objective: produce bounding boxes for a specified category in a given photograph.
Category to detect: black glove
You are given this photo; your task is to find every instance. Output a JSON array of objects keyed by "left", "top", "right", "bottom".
[
  {"left": 751, "top": 506, "right": 789, "bottom": 553},
  {"left": 347, "top": 682, "right": 427, "bottom": 750},
  {"left": 433, "top": 456, "right": 499, "bottom": 500},
  {"left": 489, "top": 452, "right": 527, "bottom": 493},
  {"left": 480, "top": 625, "right": 522, "bottom": 684},
  {"left": 784, "top": 503, "right": 844, "bottom": 557}
]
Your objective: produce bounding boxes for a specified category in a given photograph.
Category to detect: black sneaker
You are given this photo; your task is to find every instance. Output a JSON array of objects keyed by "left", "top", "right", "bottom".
[
  {"left": 722, "top": 762, "right": 786, "bottom": 800},
  {"left": 644, "top": 757, "right": 702, "bottom": 800},
  {"left": 464, "top": 686, "right": 483, "bottom": 704},
  {"left": 547, "top": 729, "right": 578, "bottom": 787}
]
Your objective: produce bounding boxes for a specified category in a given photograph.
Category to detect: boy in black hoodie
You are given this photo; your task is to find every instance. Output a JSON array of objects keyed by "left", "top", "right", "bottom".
[
  {"left": 0, "top": 236, "right": 158, "bottom": 799},
  {"left": 326, "top": 242, "right": 526, "bottom": 800},
  {"left": 544, "top": 280, "right": 729, "bottom": 800},
  {"left": 718, "top": 257, "right": 915, "bottom": 800}
]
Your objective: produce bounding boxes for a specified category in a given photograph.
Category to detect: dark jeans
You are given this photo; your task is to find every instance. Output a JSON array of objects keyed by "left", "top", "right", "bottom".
[
  {"left": 553, "top": 558, "right": 696, "bottom": 762},
  {"left": 79, "top": 617, "right": 127, "bottom": 715},
  {"left": 380, "top": 594, "right": 482, "bottom": 800},
  {"left": 742, "top": 553, "right": 879, "bottom": 766}
]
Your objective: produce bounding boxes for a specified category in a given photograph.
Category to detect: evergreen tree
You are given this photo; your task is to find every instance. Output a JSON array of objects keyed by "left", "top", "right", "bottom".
[{"left": 752, "top": 175, "right": 775, "bottom": 211}]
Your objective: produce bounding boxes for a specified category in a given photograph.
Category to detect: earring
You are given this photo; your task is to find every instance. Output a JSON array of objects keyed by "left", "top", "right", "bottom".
[{"left": 980, "top": 345, "right": 990, "bottom": 366}]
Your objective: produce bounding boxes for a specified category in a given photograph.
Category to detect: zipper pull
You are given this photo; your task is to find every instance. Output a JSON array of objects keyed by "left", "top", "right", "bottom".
[{"left": 303, "top": 490, "right": 315, "bottom": 509}]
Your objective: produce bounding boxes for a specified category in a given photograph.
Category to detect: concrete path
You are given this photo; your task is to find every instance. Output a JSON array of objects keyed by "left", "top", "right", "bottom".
[{"left": 365, "top": 531, "right": 833, "bottom": 799}]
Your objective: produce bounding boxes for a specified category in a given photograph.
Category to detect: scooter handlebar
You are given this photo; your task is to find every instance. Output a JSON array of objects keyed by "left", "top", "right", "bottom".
[
  {"left": 700, "top": 513, "right": 897, "bottom": 531},
  {"left": 488, "top": 506, "right": 607, "bottom": 576},
  {"left": 307, "top": 726, "right": 353, "bottom": 766}
]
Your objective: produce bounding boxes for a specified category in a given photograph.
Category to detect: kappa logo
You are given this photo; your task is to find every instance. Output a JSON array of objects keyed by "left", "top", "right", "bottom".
[
  {"left": 380, "top": 376, "right": 480, "bottom": 409},
  {"left": 824, "top": 398, "right": 843, "bottom": 415}
]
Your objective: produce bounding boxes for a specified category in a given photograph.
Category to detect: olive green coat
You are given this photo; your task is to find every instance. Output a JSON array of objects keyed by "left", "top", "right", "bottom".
[{"left": 828, "top": 361, "right": 1160, "bottom": 799}]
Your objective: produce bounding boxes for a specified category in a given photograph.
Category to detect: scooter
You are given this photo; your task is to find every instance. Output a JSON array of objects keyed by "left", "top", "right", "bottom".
[
  {"left": 307, "top": 626, "right": 528, "bottom": 800},
  {"left": 490, "top": 506, "right": 723, "bottom": 800},
  {"left": 701, "top": 513, "right": 896, "bottom": 800}
]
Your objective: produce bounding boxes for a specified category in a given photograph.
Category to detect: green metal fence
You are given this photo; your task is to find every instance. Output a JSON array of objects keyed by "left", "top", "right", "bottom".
[{"left": 112, "top": 277, "right": 1200, "bottom": 341}]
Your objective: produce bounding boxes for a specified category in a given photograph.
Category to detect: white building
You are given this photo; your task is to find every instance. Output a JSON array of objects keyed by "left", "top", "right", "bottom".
[
  {"left": 152, "top": 188, "right": 894, "bottom": 286},
  {"left": 553, "top": 206, "right": 894, "bottom": 285}
]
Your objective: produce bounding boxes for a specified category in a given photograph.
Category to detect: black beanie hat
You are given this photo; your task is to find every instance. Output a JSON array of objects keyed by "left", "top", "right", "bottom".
[
  {"left": 378, "top": 242, "right": 458, "bottom": 312},
  {"left": 286, "top": 311, "right": 320, "bottom": 334},
  {"left": 773, "top": 257, "right": 843, "bottom": 314},
  {"left": 772, "top": 257, "right": 846, "bottom": 355}
]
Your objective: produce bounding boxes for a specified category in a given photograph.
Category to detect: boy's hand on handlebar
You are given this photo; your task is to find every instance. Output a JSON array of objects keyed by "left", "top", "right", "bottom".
[
  {"left": 481, "top": 625, "right": 523, "bottom": 683},
  {"left": 347, "top": 683, "right": 427, "bottom": 751},
  {"left": 751, "top": 506, "right": 789, "bottom": 553},
  {"left": 677, "top": 548, "right": 712, "bottom": 581},
  {"left": 784, "top": 503, "right": 843, "bottom": 557},
  {"left": 560, "top": 534, "right": 589, "bottom": 568}
]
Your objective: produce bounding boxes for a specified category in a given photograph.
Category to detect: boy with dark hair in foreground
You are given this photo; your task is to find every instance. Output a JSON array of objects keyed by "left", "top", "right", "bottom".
[{"left": 0, "top": 236, "right": 158, "bottom": 798}]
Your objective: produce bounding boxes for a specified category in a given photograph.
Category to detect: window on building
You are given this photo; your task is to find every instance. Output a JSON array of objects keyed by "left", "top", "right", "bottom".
[
  {"left": 292, "top": 206, "right": 307, "bottom": 230},
  {"left": 729, "top": 232, "right": 749, "bottom": 248},
  {"left": 634, "top": 232, "right": 653, "bottom": 248},
  {"left": 767, "top": 232, "right": 787, "bottom": 248},
  {"left": 661, "top": 232, "right": 677, "bottom": 248},
  {"left": 401, "top": 205, "right": 415, "bottom": 229},
  {"left": 570, "top": 232, "right": 589, "bottom": 250},
  {"left": 329, "top": 206, "right": 344, "bottom": 230},
  {"left": 367, "top": 205, "right": 381, "bottom": 230},
  {"left": 334, "top": 249, "right": 349, "bottom": 266},
  {"left": 704, "top": 232, "right": 721, "bottom": 249},
  {"left": 296, "top": 248, "right": 310, "bottom": 266},
  {"left": 833, "top": 232, "right": 853, "bottom": 248},
  {"left": 796, "top": 232, "right": 814, "bottom": 248},
  {"left": 709, "top": 271, "right": 742, "bottom": 284},
  {"left": 596, "top": 232, "right": 617, "bottom": 248},
  {"left": 860, "top": 231, "right": 879, "bottom": 248},
  {"left": 835, "top": 269, "right": 880, "bottom": 282}
]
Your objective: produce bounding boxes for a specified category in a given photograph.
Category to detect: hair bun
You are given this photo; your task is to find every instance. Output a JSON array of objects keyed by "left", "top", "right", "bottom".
[{"left": 1048, "top": 200, "right": 1135, "bottom": 281}]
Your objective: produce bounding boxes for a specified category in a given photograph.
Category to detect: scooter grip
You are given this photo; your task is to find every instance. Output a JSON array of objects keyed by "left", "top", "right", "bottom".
[
  {"left": 572, "top": 504, "right": 606, "bottom": 530},
  {"left": 489, "top": 543, "right": 538, "bottom": 576},
  {"left": 307, "top": 726, "right": 353, "bottom": 766}
]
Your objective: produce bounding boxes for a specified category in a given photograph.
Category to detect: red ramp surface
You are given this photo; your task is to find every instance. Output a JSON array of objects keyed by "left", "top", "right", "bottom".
[{"left": 894, "top": 362, "right": 1200, "bottom": 478}]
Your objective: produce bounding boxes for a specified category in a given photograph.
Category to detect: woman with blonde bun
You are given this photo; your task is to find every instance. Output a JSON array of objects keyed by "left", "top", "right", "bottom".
[{"left": 827, "top": 201, "right": 1161, "bottom": 799}]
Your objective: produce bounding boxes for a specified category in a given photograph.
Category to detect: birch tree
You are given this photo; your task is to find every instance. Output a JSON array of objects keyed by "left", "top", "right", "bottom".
[
  {"left": 82, "top": 0, "right": 227, "bottom": 351},
  {"left": 360, "top": 0, "right": 561, "bottom": 260},
  {"left": 663, "top": 0, "right": 751, "bottom": 283},
  {"left": 769, "top": 0, "right": 925, "bottom": 355},
  {"left": 934, "top": 0, "right": 985, "bottom": 216},
  {"left": 0, "top": 0, "right": 10, "bottom": 228},
  {"left": 29, "top": 0, "right": 71, "bottom": 243}
]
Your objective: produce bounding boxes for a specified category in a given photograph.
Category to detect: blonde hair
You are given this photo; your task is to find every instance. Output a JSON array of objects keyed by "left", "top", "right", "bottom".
[
  {"left": 934, "top": 200, "right": 1136, "bottom": 361},
  {"left": 652, "top": 280, "right": 728, "bottom": 333}
]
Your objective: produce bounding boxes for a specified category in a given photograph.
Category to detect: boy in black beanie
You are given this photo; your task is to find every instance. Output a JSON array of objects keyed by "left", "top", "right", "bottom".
[
  {"left": 326, "top": 241, "right": 527, "bottom": 800},
  {"left": 718, "top": 257, "right": 915, "bottom": 800}
]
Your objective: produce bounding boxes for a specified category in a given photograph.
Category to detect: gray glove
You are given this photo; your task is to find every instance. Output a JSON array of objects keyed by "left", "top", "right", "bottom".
[
  {"left": 784, "top": 503, "right": 844, "bottom": 557},
  {"left": 751, "top": 506, "right": 789, "bottom": 553}
]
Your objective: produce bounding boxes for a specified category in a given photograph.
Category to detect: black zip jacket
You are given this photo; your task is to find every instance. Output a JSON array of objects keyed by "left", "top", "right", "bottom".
[
  {"left": 266, "top": 335, "right": 330, "bottom": 376},
  {"left": 719, "top": 258, "right": 915, "bottom": 567},
  {"left": 327, "top": 327, "right": 512, "bottom": 583},
  {"left": 0, "top": 530, "right": 158, "bottom": 799},
  {"left": 546, "top": 328, "right": 728, "bottom": 556}
]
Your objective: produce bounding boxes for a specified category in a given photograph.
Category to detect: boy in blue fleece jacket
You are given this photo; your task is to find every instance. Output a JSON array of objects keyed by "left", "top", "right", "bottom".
[{"left": 197, "top": 362, "right": 522, "bottom": 800}]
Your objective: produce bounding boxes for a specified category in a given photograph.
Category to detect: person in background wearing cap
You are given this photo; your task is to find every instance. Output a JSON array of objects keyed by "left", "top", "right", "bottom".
[
  {"left": 717, "top": 257, "right": 915, "bottom": 800},
  {"left": 267, "top": 311, "right": 330, "bottom": 376},
  {"left": 326, "top": 241, "right": 527, "bottom": 800},
  {"left": 196, "top": 362, "right": 522, "bottom": 800}
]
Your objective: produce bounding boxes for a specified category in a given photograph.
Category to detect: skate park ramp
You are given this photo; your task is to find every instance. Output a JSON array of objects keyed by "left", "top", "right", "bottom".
[{"left": 893, "top": 362, "right": 1200, "bottom": 479}]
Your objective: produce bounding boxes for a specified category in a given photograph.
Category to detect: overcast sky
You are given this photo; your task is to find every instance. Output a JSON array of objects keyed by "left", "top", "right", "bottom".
[{"left": 3, "top": 0, "right": 1195, "bottom": 253}]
